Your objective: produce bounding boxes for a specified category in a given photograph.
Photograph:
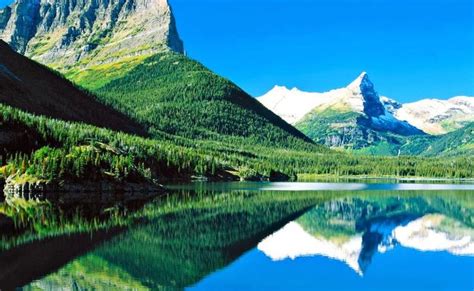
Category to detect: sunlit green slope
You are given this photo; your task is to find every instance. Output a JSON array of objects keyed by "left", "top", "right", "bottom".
[{"left": 72, "top": 52, "right": 313, "bottom": 147}]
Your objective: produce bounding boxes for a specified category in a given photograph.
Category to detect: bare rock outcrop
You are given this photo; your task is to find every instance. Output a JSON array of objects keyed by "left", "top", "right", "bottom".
[{"left": 0, "top": 0, "right": 184, "bottom": 72}]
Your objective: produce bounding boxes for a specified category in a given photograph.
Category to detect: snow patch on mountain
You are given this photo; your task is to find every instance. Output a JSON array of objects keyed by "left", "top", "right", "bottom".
[
  {"left": 387, "top": 96, "right": 474, "bottom": 135},
  {"left": 257, "top": 86, "right": 325, "bottom": 124},
  {"left": 257, "top": 73, "right": 370, "bottom": 125}
]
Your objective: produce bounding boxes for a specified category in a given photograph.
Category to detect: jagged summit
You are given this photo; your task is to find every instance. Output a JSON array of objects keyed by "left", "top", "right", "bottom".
[
  {"left": 347, "top": 71, "right": 369, "bottom": 90},
  {"left": 0, "top": 0, "right": 184, "bottom": 72},
  {"left": 268, "top": 85, "right": 302, "bottom": 94}
]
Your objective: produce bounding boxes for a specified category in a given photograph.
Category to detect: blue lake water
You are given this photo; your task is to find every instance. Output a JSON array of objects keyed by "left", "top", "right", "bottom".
[
  {"left": 192, "top": 248, "right": 473, "bottom": 291},
  {"left": 1, "top": 182, "right": 473, "bottom": 290}
]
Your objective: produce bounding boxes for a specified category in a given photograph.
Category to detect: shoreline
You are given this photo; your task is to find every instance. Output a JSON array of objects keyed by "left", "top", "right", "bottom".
[{"left": 296, "top": 174, "right": 474, "bottom": 184}]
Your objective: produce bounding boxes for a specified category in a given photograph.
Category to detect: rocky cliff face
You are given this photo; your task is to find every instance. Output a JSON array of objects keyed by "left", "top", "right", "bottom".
[{"left": 0, "top": 0, "right": 184, "bottom": 72}]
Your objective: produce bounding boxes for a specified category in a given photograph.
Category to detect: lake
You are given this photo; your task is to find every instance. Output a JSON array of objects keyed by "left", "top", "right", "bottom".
[{"left": 1, "top": 182, "right": 473, "bottom": 290}]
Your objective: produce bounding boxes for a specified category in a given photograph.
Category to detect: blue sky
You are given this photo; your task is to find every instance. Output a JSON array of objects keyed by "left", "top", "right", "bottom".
[{"left": 2, "top": 0, "right": 473, "bottom": 102}]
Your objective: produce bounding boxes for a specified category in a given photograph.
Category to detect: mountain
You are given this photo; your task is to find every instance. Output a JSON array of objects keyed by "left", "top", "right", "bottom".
[
  {"left": 382, "top": 96, "right": 474, "bottom": 135},
  {"left": 258, "top": 73, "right": 474, "bottom": 154},
  {"left": 258, "top": 73, "right": 425, "bottom": 149},
  {"left": 92, "top": 52, "right": 312, "bottom": 144},
  {"left": 0, "top": 0, "right": 183, "bottom": 88},
  {"left": 0, "top": 40, "right": 146, "bottom": 135},
  {"left": 0, "top": 0, "right": 312, "bottom": 146}
]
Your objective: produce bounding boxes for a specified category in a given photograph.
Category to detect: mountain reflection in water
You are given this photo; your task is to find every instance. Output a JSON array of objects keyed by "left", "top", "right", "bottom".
[
  {"left": 258, "top": 199, "right": 473, "bottom": 275},
  {"left": 2, "top": 186, "right": 472, "bottom": 290}
]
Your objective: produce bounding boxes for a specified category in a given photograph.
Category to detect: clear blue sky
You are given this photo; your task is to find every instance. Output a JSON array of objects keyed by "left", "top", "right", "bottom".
[{"left": 2, "top": 0, "right": 473, "bottom": 102}]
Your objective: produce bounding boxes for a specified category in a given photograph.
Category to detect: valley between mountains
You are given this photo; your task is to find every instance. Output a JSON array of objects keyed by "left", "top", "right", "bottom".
[{"left": 0, "top": 0, "right": 472, "bottom": 202}]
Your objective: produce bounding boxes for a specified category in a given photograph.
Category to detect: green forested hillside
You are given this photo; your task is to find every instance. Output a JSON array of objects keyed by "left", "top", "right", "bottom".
[
  {"left": 0, "top": 41, "right": 471, "bottom": 188},
  {"left": 1, "top": 104, "right": 472, "bottom": 188},
  {"left": 75, "top": 52, "right": 312, "bottom": 147},
  {"left": 401, "top": 123, "right": 474, "bottom": 157},
  {"left": 351, "top": 123, "right": 474, "bottom": 157}
]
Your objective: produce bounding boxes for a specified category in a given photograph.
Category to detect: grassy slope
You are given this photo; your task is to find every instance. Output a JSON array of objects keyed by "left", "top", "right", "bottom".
[
  {"left": 296, "top": 109, "right": 405, "bottom": 153},
  {"left": 296, "top": 109, "right": 361, "bottom": 145}
]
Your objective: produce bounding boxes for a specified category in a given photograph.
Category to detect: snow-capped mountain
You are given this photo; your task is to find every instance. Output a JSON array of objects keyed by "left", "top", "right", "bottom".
[
  {"left": 258, "top": 72, "right": 424, "bottom": 136},
  {"left": 258, "top": 73, "right": 473, "bottom": 135},
  {"left": 258, "top": 72, "right": 373, "bottom": 125},
  {"left": 258, "top": 72, "right": 425, "bottom": 149},
  {"left": 382, "top": 96, "right": 474, "bottom": 135},
  {"left": 257, "top": 73, "right": 473, "bottom": 150}
]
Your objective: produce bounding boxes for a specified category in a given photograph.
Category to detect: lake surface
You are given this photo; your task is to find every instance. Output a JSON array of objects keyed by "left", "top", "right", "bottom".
[{"left": 1, "top": 182, "right": 473, "bottom": 290}]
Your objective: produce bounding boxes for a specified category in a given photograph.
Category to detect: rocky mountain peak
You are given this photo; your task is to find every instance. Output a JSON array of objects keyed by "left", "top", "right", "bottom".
[
  {"left": 347, "top": 71, "right": 369, "bottom": 90},
  {"left": 346, "top": 72, "right": 386, "bottom": 117},
  {"left": 0, "top": 0, "right": 184, "bottom": 72}
]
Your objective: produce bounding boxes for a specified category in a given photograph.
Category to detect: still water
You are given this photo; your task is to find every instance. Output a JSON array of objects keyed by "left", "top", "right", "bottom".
[{"left": 1, "top": 182, "right": 473, "bottom": 290}]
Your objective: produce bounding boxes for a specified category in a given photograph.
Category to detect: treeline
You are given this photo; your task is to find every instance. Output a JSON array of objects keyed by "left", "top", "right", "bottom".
[
  {"left": 0, "top": 104, "right": 472, "bottom": 186},
  {"left": 0, "top": 104, "right": 223, "bottom": 183}
]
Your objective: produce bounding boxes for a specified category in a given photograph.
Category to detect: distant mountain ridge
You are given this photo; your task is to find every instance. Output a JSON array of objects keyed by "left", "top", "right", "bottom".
[
  {"left": 259, "top": 73, "right": 424, "bottom": 134},
  {"left": 259, "top": 73, "right": 426, "bottom": 149},
  {"left": 258, "top": 73, "right": 474, "bottom": 153},
  {"left": 382, "top": 96, "right": 474, "bottom": 135}
]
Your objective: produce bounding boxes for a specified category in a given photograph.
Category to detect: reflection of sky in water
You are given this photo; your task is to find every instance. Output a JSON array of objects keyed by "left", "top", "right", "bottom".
[
  {"left": 16, "top": 186, "right": 473, "bottom": 290},
  {"left": 167, "top": 182, "right": 474, "bottom": 192},
  {"left": 189, "top": 247, "right": 474, "bottom": 291},
  {"left": 253, "top": 182, "right": 474, "bottom": 191}
]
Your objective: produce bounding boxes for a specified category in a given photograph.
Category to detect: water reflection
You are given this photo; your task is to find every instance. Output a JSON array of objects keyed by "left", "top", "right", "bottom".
[
  {"left": 167, "top": 182, "right": 474, "bottom": 192},
  {"left": 1, "top": 187, "right": 472, "bottom": 290},
  {"left": 258, "top": 198, "right": 473, "bottom": 276}
]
